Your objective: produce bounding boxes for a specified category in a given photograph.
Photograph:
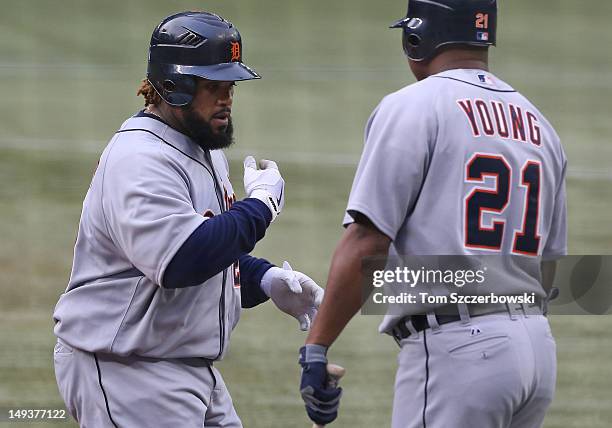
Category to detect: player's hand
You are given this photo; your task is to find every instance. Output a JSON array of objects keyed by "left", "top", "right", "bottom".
[
  {"left": 243, "top": 156, "right": 285, "bottom": 221},
  {"left": 261, "top": 261, "right": 324, "bottom": 330},
  {"left": 299, "top": 344, "right": 342, "bottom": 425}
]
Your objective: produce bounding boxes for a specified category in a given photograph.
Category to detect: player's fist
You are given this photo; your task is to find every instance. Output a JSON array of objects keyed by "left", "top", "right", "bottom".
[
  {"left": 243, "top": 156, "right": 285, "bottom": 221},
  {"left": 299, "top": 345, "right": 342, "bottom": 425},
  {"left": 261, "top": 261, "right": 324, "bottom": 330}
]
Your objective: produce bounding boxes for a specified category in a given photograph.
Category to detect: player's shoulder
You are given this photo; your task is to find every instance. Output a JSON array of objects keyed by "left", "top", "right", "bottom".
[
  {"left": 379, "top": 78, "right": 438, "bottom": 109},
  {"left": 510, "top": 89, "right": 565, "bottom": 159},
  {"left": 100, "top": 113, "right": 190, "bottom": 178},
  {"left": 364, "top": 79, "right": 440, "bottom": 144},
  {"left": 369, "top": 79, "right": 439, "bottom": 128},
  {"left": 375, "top": 70, "right": 477, "bottom": 117},
  {"left": 104, "top": 122, "right": 162, "bottom": 165},
  {"left": 513, "top": 92, "right": 560, "bottom": 135},
  {"left": 112, "top": 112, "right": 166, "bottom": 149},
  {"left": 111, "top": 112, "right": 205, "bottom": 163}
]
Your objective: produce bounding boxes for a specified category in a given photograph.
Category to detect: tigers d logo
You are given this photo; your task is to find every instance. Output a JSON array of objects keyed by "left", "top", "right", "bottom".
[{"left": 230, "top": 42, "right": 241, "bottom": 61}]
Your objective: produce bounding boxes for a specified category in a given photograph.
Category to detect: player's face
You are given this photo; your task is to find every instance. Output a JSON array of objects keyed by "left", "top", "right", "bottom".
[
  {"left": 189, "top": 79, "right": 235, "bottom": 135},
  {"left": 172, "top": 78, "right": 236, "bottom": 150}
]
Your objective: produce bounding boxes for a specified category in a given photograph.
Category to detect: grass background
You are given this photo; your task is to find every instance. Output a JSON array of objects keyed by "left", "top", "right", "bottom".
[{"left": 0, "top": 0, "right": 611, "bottom": 427}]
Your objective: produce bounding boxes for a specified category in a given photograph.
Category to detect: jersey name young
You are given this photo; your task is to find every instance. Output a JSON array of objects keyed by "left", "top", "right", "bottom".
[{"left": 457, "top": 98, "right": 541, "bottom": 146}]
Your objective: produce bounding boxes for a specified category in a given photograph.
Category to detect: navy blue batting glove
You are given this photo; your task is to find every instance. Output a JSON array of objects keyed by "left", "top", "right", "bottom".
[{"left": 299, "top": 345, "right": 342, "bottom": 425}]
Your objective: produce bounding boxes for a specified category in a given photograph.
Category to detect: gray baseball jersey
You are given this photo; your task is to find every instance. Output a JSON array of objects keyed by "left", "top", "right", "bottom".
[
  {"left": 53, "top": 114, "right": 241, "bottom": 359},
  {"left": 343, "top": 69, "right": 567, "bottom": 329}
]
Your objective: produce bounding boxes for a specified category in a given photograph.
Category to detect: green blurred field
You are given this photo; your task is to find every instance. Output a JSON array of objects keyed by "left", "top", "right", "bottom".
[{"left": 1, "top": 1, "right": 611, "bottom": 427}]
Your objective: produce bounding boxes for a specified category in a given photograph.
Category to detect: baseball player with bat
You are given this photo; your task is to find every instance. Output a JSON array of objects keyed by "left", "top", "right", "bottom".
[
  {"left": 298, "top": 1, "right": 566, "bottom": 427},
  {"left": 52, "top": 11, "right": 323, "bottom": 427}
]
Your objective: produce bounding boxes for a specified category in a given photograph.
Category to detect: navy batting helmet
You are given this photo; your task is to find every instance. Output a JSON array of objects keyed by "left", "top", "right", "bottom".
[
  {"left": 147, "top": 11, "right": 260, "bottom": 107},
  {"left": 390, "top": 0, "right": 497, "bottom": 61}
]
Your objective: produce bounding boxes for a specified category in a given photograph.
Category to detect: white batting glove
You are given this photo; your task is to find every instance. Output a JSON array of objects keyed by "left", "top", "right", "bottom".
[
  {"left": 261, "top": 261, "right": 324, "bottom": 331},
  {"left": 243, "top": 156, "right": 285, "bottom": 222}
]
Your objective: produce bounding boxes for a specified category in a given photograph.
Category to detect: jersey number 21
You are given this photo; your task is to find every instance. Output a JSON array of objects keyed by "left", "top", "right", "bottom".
[{"left": 464, "top": 153, "right": 541, "bottom": 256}]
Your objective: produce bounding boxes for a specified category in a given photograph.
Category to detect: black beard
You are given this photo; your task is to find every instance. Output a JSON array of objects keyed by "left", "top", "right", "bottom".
[{"left": 181, "top": 108, "right": 234, "bottom": 151}]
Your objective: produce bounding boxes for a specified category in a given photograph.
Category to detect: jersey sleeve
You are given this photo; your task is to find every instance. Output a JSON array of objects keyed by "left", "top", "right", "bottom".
[
  {"left": 101, "top": 144, "right": 205, "bottom": 285},
  {"left": 343, "top": 93, "right": 433, "bottom": 239},
  {"left": 542, "top": 158, "right": 568, "bottom": 260},
  {"left": 238, "top": 254, "right": 274, "bottom": 308}
]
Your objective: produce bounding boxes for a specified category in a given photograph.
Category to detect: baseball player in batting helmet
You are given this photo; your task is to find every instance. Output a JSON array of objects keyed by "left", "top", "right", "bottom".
[
  {"left": 299, "top": 0, "right": 566, "bottom": 427},
  {"left": 53, "top": 11, "right": 324, "bottom": 427}
]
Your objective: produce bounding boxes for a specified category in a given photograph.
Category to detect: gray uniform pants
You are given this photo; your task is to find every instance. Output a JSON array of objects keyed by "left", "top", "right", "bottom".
[
  {"left": 392, "top": 313, "right": 556, "bottom": 428},
  {"left": 54, "top": 340, "right": 242, "bottom": 428}
]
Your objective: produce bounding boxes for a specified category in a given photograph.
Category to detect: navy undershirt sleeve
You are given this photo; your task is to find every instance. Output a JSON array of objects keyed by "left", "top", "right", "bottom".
[
  {"left": 238, "top": 254, "right": 274, "bottom": 308},
  {"left": 162, "top": 198, "right": 272, "bottom": 289}
]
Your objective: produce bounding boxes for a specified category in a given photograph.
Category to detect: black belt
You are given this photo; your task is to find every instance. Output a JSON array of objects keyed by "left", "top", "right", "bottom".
[
  {"left": 392, "top": 313, "right": 464, "bottom": 343},
  {"left": 392, "top": 301, "right": 544, "bottom": 344}
]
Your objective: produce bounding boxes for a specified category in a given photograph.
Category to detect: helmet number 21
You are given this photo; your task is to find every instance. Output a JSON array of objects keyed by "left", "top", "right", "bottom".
[
  {"left": 464, "top": 153, "right": 541, "bottom": 255},
  {"left": 475, "top": 13, "right": 489, "bottom": 29}
]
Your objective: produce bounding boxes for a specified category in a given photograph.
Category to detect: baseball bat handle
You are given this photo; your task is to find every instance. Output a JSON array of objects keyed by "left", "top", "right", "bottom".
[{"left": 312, "top": 363, "right": 346, "bottom": 428}]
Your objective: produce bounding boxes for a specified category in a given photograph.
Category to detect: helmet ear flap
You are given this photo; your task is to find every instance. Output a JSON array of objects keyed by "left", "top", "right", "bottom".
[
  {"left": 162, "top": 79, "right": 177, "bottom": 92},
  {"left": 402, "top": 29, "right": 426, "bottom": 61},
  {"left": 164, "top": 74, "right": 197, "bottom": 107},
  {"left": 406, "top": 33, "right": 421, "bottom": 47},
  {"left": 148, "top": 64, "right": 197, "bottom": 107}
]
